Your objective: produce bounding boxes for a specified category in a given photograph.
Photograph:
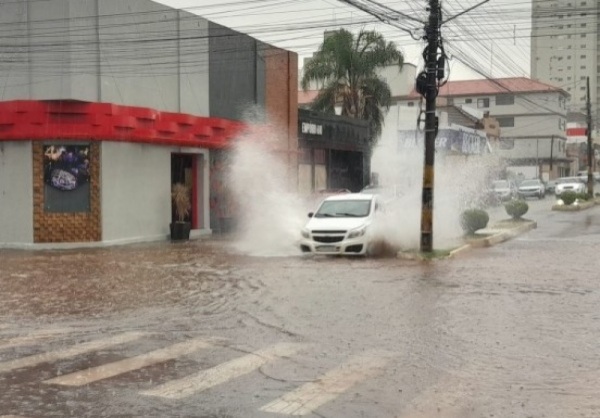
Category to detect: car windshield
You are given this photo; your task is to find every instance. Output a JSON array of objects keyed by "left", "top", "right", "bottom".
[
  {"left": 558, "top": 177, "right": 583, "bottom": 184},
  {"left": 492, "top": 180, "right": 508, "bottom": 188},
  {"left": 520, "top": 180, "right": 539, "bottom": 186},
  {"left": 315, "top": 199, "right": 371, "bottom": 218}
]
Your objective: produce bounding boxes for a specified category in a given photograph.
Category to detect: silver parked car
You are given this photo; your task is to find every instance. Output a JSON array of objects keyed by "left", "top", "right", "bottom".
[
  {"left": 555, "top": 176, "right": 586, "bottom": 197},
  {"left": 491, "top": 179, "right": 518, "bottom": 202},
  {"left": 518, "top": 179, "right": 545, "bottom": 199}
]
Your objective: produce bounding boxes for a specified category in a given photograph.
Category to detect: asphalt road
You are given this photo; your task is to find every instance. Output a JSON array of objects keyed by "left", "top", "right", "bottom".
[{"left": 1, "top": 198, "right": 599, "bottom": 418}]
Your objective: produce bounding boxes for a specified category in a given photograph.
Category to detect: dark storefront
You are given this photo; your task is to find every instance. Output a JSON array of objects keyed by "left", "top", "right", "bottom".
[{"left": 298, "top": 109, "right": 370, "bottom": 193}]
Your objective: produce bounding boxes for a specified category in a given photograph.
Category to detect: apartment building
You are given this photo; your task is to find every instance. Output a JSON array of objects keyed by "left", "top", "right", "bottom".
[
  {"left": 531, "top": 0, "right": 598, "bottom": 122},
  {"left": 395, "top": 78, "right": 572, "bottom": 180}
]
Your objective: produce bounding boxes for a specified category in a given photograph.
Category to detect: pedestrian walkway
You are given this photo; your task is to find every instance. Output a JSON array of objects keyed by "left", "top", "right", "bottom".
[{"left": 0, "top": 327, "right": 388, "bottom": 417}]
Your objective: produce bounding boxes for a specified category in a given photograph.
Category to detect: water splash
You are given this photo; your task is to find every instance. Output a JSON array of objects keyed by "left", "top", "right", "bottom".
[{"left": 228, "top": 128, "right": 306, "bottom": 257}]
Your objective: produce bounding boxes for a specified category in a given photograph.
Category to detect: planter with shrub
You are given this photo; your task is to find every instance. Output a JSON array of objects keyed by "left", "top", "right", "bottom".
[
  {"left": 504, "top": 199, "right": 529, "bottom": 220},
  {"left": 170, "top": 183, "right": 191, "bottom": 241},
  {"left": 460, "top": 208, "right": 490, "bottom": 235},
  {"left": 560, "top": 191, "right": 577, "bottom": 206}
]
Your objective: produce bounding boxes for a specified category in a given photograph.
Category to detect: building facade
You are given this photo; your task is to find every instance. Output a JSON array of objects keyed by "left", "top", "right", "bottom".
[
  {"left": 531, "top": 0, "right": 598, "bottom": 122},
  {"left": 396, "top": 78, "right": 572, "bottom": 180},
  {"left": 0, "top": 0, "right": 298, "bottom": 247}
]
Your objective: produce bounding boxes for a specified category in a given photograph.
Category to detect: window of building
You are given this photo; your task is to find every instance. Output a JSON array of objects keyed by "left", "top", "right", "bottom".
[
  {"left": 581, "top": 55, "right": 586, "bottom": 59},
  {"left": 497, "top": 117, "right": 515, "bottom": 127},
  {"left": 465, "top": 98, "right": 472, "bottom": 104},
  {"left": 581, "top": 34, "right": 586, "bottom": 38},
  {"left": 581, "top": 76, "right": 586, "bottom": 80},
  {"left": 477, "top": 98, "right": 489, "bottom": 108},
  {"left": 581, "top": 45, "right": 586, "bottom": 49},
  {"left": 496, "top": 95, "right": 514, "bottom": 105},
  {"left": 407, "top": 102, "right": 414, "bottom": 107},
  {"left": 581, "top": 65, "right": 586, "bottom": 69},
  {"left": 581, "top": 23, "right": 587, "bottom": 27}
]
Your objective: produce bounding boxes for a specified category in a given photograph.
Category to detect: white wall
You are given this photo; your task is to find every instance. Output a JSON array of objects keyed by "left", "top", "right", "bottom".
[
  {"left": 101, "top": 142, "right": 172, "bottom": 243},
  {"left": 0, "top": 142, "right": 33, "bottom": 244},
  {"left": 0, "top": 0, "right": 211, "bottom": 116}
]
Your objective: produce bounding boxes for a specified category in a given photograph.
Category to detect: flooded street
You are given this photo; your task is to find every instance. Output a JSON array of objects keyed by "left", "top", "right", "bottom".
[{"left": 1, "top": 200, "right": 600, "bottom": 417}]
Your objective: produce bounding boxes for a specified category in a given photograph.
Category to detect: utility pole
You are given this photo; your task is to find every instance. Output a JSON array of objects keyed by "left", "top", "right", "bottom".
[
  {"left": 419, "top": 0, "right": 441, "bottom": 252},
  {"left": 586, "top": 76, "right": 594, "bottom": 198}
]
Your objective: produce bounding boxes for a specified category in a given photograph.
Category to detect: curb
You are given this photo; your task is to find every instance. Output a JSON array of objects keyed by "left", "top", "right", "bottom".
[
  {"left": 448, "top": 220, "right": 537, "bottom": 258},
  {"left": 552, "top": 201, "right": 596, "bottom": 211}
]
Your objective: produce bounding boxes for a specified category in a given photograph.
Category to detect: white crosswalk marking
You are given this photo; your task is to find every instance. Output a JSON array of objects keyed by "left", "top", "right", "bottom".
[
  {"left": 140, "top": 342, "right": 302, "bottom": 400},
  {"left": 0, "top": 328, "right": 72, "bottom": 350},
  {"left": 0, "top": 332, "right": 145, "bottom": 374},
  {"left": 43, "top": 338, "right": 213, "bottom": 386},
  {"left": 260, "top": 351, "right": 391, "bottom": 416}
]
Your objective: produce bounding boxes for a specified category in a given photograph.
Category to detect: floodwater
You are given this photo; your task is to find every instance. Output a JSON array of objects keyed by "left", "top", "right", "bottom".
[{"left": 1, "top": 200, "right": 600, "bottom": 417}]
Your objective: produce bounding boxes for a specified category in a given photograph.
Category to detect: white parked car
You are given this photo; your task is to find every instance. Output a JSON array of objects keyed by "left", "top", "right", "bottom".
[
  {"left": 517, "top": 179, "right": 545, "bottom": 199},
  {"left": 555, "top": 177, "right": 586, "bottom": 196},
  {"left": 300, "top": 193, "right": 381, "bottom": 256}
]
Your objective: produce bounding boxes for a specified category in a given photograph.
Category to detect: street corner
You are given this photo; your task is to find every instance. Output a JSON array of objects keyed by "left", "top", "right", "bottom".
[{"left": 457, "top": 218, "right": 537, "bottom": 251}]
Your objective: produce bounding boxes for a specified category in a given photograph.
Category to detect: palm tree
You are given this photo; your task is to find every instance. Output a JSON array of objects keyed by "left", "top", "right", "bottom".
[{"left": 301, "top": 29, "right": 404, "bottom": 145}]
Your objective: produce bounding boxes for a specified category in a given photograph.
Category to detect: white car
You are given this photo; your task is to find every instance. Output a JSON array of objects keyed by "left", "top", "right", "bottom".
[
  {"left": 555, "top": 177, "right": 586, "bottom": 196},
  {"left": 300, "top": 193, "right": 381, "bottom": 256},
  {"left": 517, "top": 179, "right": 545, "bottom": 199}
]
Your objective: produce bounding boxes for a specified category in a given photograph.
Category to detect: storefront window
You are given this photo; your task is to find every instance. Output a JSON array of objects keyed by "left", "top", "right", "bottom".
[{"left": 43, "top": 144, "right": 91, "bottom": 213}]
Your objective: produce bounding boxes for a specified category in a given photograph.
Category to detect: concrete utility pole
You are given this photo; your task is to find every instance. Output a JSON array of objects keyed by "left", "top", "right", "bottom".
[
  {"left": 586, "top": 76, "right": 594, "bottom": 198},
  {"left": 419, "top": 0, "right": 441, "bottom": 253}
]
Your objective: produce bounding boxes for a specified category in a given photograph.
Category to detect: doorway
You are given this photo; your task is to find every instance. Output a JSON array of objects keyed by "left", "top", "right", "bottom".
[{"left": 171, "top": 153, "right": 198, "bottom": 229}]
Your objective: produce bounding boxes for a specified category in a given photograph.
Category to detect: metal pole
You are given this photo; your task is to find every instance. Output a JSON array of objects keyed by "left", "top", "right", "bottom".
[
  {"left": 586, "top": 77, "right": 594, "bottom": 197},
  {"left": 420, "top": 0, "right": 441, "bottom": 253}
]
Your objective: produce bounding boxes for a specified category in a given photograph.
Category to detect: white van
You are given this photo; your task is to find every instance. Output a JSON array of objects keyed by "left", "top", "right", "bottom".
[{"left": 299, "top": 193, "right": 381, "bottom": 256}]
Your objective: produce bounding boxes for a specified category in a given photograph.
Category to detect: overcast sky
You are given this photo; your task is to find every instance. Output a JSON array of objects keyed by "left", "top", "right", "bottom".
[{"left": 157, "top": 0, "right": 532, "bottom": 81}]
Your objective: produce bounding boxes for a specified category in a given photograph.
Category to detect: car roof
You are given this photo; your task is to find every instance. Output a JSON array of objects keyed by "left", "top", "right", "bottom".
[{"left": 323, "top": 193, "right": 374, "bottom": 201}]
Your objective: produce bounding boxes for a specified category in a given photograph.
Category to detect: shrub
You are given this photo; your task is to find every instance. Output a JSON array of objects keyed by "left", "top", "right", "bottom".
[
  {"left": 561, "top": 191, "right": 577, "bottom": 205},
  {"left": 171, "top": 183, "right": 191, "bottom": 222},
  {"left": 460, "top": 208, "right": 489, "bottom": 235},
  {"left": 504, "top": 199, "right": 529, "bottom": 219},
  {"left": 575, "top": 192, "right": 589, "bottom": 201}
]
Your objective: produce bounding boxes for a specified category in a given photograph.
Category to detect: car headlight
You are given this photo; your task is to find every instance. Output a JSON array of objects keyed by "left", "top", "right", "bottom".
[
  {"left": 347, "top": 226, "right": 367, "bottom": 239},
  {"left": 301, "top": 228, "right": 310, "bottom": 239}
]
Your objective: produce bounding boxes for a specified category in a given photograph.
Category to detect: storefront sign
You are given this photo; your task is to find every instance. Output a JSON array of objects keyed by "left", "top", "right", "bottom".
[
  {"left": 301, "top": 122, "right": 323, "bottom": 135},
  {"left": 398, "top": 129, "right": 489, "bottom": 155}
]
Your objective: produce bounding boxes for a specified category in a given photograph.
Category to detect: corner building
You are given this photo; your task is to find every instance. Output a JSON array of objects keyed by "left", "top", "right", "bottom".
[{"left": 0, "top": 0, "right": 298, "bottom": 247}]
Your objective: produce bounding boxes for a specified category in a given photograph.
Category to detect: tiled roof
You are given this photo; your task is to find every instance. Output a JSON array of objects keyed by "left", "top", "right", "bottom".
[{"left": 403, "top": 77, "right": 567, "bottom": 99}]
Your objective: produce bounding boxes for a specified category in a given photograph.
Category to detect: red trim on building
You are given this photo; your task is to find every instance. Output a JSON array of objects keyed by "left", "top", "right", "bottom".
[
  {"left": 567, "top": 127, "right": 586, "bottom": 136},
  {"left": 0, "top": 100, "right": 249, "bottom": 149}
]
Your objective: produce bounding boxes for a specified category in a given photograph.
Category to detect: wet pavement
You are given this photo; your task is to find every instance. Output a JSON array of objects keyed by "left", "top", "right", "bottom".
[{"left": 1, "top": 199, "right": 600, "bottom": 417}]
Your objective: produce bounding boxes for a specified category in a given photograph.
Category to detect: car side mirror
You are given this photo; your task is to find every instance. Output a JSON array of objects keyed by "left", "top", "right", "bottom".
[{"left": 308, "top": 212, "right": 314, "bottom": 218}]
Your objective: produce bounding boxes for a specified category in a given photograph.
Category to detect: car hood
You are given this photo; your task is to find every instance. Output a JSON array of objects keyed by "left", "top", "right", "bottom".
[{"left": 305, "top": 216, "right": 369, "bottom": 231}]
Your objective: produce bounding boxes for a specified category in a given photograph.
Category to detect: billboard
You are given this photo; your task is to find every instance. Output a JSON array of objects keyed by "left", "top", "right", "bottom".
[{"left": 398, "top": 128, "right": 490, "bottom": 155}]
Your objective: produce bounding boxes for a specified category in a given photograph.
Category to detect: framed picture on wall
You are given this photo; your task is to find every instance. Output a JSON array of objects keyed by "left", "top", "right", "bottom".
[{"left": 43, "top": 144, "right": 91, "bottom": 213}]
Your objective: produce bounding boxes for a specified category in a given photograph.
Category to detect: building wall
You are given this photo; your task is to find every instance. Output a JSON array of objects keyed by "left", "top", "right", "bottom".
[
  {"left": 265, "top": 48, "right": 299, "bottom": 188},
  {"left": 33, "top": 142, "right": 101, "bottom": 243},
  {"left": 531, "top": 0, "right": 598, "bottom": 116},
  {"left": 208, "top": 23, "right": 262, "bottom": 121},
  {"left": 0, "top": 0, "right": 211, "bottom": 116},
  {"left": 101, "top": 142, "right": 172, "bottom": 243},
  {"left": 0, "top": 142, "right": 34, "bottom": 244}
]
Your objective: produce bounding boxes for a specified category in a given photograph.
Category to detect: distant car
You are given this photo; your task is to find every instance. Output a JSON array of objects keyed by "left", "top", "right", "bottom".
[
  {"left": 518, "top": 179, "right": 545, "bottom": 199},
  {"left": 545, "top": 179, "right": 557, "bottom": 195},
  {"left": 491, "top": 179, "right": 518, "bottom": 201},
  {"left": 300, "top": 193, "right": 382, "bottom": 256},
  {"left": 555, "top": 177, "right": 586, "bottom": 196}
]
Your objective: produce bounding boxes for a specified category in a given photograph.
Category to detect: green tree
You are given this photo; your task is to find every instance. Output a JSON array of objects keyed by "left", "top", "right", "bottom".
[{"left": 301, "top": 29, "right": 404, "bottom": 145}]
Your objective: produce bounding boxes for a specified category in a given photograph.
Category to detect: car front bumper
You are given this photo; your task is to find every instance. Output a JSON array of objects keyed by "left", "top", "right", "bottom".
[
  {"left": 299, "top": 236, "right": 370, "bottom": 255},
  {"left": 518, "top": 188, "right": 542, "bottom": 197}
]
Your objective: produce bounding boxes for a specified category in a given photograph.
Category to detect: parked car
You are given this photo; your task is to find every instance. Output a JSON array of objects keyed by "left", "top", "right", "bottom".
[
  {"left": 518, "top": 179, "right": 545, "bottom": 199},
  {"left": 300, "top": 193, "right": 382, "bottom": 256},
  {"left": 555, "top": 176, "right": 586, "bottom": 196},
  {"left": 491, "top": 179, "right": 518, "bottom": 202},
  {"left": 545, "top": 179, "right": 557, "bottom": 195}
]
